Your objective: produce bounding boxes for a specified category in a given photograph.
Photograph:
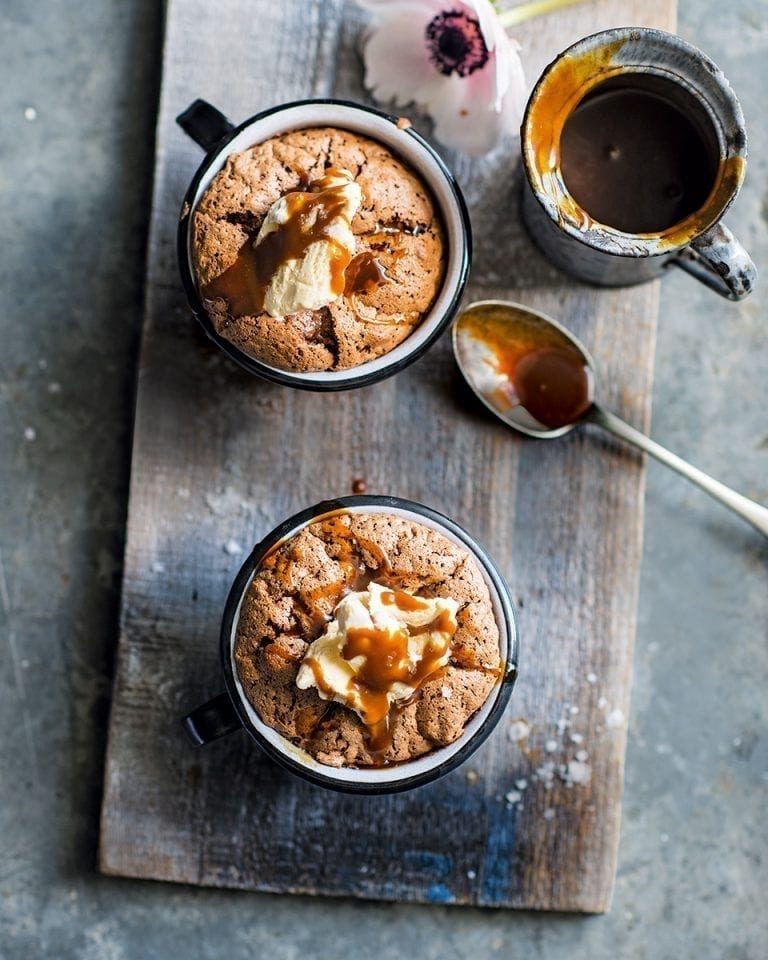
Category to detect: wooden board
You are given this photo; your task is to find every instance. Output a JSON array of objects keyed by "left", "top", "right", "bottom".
[{"left": 99, "top": 0, "right": 675, "bottom": 912}]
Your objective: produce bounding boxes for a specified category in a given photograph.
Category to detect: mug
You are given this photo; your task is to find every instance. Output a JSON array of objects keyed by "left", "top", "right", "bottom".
[
  {"left": 182, "top": 495, "right": 519, "bottom": 795},
  {"left": 176, "top": 99, "right": 471, "bottom": 390},
  {"left": 521, "top": 27, "right": 756, "bottom": 301}
]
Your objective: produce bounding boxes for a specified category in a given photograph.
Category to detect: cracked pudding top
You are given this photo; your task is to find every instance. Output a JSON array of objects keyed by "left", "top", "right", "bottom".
[
  {"left": 233, "top": 512, "right": 502, "bottom": 768},
  {"left": 191, "top": 127, "right": 446, "bottom": 372}
]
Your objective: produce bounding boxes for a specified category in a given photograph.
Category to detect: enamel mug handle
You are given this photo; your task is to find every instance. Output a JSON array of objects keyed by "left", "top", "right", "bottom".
[
  {"left": 176, "top": 99, "right": 235, "bottom": 152},
  {"left": 673, "top": 221, "right": 757, "bottom": 301},
  {"left": 183, "top": 692, "right": 242, "bottom": 745}
]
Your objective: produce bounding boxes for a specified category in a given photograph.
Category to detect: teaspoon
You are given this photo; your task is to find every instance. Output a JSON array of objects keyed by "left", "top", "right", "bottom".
[{"left": 452, "top": 300, "right": 768, "bottom": 538}]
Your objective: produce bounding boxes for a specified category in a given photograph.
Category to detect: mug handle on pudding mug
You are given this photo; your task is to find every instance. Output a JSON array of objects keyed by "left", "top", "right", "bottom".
[
  {"left": 183, "top": 691, "right": 241, "bottom": 745},
  {"left": 521, "top": 27, "right": 757, "bottom": 302},
  {"left": 177, "top": 98, "right": 235, "bottom": 152}
]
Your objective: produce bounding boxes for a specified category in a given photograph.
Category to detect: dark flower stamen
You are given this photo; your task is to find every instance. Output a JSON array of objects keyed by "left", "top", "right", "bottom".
[{"left": 425, "top": 9, "right": 489, "bottom": 78}]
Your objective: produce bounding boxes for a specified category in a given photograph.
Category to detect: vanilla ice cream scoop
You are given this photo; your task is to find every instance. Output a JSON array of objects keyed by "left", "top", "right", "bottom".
[
  {"left": 254, "top": 168, "right": 362, "bottom": 318},
  {"left": 296, "top": 582, "right": 459, "bottom": 726}
]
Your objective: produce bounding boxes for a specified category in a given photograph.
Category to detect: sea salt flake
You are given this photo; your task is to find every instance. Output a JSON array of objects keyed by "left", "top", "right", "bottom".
[
  {"left": 587, "top": 672, "right": 598, "bottom": 684},
  {"left": 466, "top": 869, "right": 476, "bottom": 879},
  {"left": 151, "top": 561, "right": 166, "bottom": 574},
  {"left": 543, "top": 808, "right": 555, "bottom": 821},
  {"left": 555, "top": 718, "right": 571, "bottom": 734},
  {"left": 544, "top": 739, "right": 558, "bottom": 753},
  {"left": 177, "top": 486, "right": 191, "bottom": 499},
  {"left": 606, "top": 708, "right": 625, "bottom": 729},
  {"left": 597, "top": 696, "right": 608, "bottom": 710},
  {"left": 535, "top": 761, "right": 556, "bottom": 784},
  {"left": 47, "top": 381, "right": 61, "bottom": 394},
  {"left": 505, "top": 790, "right": 522, "bottom": 806},
  {"left": 24, "top": 427, "right": 36, "bottom": 441},
  {"left": 514, "top": 778, "right": 528, "bottom": 791},
  {"left": 570, "top": 732, "right": 583, "bottom": 744},
  {"left": 575, "top": 749, "right": 589, "bottom": 762},
  {"left": 441, "top": 685, "right": 452, "bottom": 699},
  {"left": 565, "top": 760, "right": 592, "bottom": 786},
  {"left": 24, "top": 106, "right": 37, "bottom": 120},
  {"left": 508, "top": 719, "right": 530, "bottom": 742},
  {"left": 224, "top": 539, "right": 243, "bottom": 556},
  {"left": 569, "top": 705, "right": 579, "bottom": 716}
]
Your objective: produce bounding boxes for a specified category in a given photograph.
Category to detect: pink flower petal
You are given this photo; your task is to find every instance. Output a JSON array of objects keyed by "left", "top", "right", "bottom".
[
  {"left": 465, "top": 0, "right": 503, "bottom": 53},
  {"left": 426, "top": 47, "right": 523, "bottom": 155},
  {"left": 357, "top": 0, "right": 528, "bottom": 155},
  {"left": 362, "top": 10, "right": 443, "bottom": 107}
]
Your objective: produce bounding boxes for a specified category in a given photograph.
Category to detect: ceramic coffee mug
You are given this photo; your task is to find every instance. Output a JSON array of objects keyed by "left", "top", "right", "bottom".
[
  {"left": 521, "top": 27, "right": 756, "bottom": 301},
  {"left": 176, "top": 99, "right": 471, "bottom": 390},
  {"left": 182, "top": 495, "right": 519, "bottom": 795}
]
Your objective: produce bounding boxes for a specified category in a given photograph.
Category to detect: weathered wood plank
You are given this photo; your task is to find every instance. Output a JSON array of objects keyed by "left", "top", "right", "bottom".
[{"left": 99, "top": 0, "right": 675, "bottom": 911}]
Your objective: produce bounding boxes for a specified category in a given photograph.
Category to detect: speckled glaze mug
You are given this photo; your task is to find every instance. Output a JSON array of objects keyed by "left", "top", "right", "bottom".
[
  {"left": 176, "top": 99, "right": 471, "bottom": 390},
  {"left": 182, "top": 496, "right": 519, "bottom": 795},
  {"left": 522, "top": 27, "right": 756, "bottom": 300}
]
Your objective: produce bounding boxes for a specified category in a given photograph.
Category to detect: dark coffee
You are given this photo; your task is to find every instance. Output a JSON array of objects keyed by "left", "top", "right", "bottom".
[{"left": 560, "top": 77, "right": 719, "bottom": 233}]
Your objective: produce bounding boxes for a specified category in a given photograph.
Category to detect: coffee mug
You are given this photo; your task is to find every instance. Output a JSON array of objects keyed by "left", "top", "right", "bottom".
[
  {"left": 176, "top": 99, "right": 471, "bottom": 390},
  {"left": 521, "top": 27, "right": 756, "bottom": 301},
  {"left": 182, "top": 495, "right": 519, "bottom": 795}
]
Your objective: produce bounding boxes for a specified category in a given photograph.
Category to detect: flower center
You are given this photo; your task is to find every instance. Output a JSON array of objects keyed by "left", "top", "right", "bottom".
[{"left": 425, "top": 9, "right": 489, "bottom": 78}]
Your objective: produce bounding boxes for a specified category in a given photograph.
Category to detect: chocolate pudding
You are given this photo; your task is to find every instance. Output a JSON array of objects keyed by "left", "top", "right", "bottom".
[
  {"left": 233, "top": 512, "right": 502, "bottom": 767},
  {"left": 192, "top": 128, "right": 446, "bottom": 372}
]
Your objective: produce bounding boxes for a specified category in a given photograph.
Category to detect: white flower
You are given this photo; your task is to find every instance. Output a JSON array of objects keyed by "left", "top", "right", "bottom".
[{"left": 357, "top": 0, "right": 527, "bottom": 156}]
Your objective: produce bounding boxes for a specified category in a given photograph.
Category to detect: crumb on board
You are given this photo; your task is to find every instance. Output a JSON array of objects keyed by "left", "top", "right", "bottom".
[{"left": 508, "top": 718, "right": 530, "bottom": 742}]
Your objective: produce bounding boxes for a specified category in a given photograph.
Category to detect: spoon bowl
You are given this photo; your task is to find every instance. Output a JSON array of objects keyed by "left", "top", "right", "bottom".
[
  {"left": 452, "top": 299, "right": 768, "bottom": 539},
  {"left": 452, "top": 300, "right": 595, "bottom": 440}
]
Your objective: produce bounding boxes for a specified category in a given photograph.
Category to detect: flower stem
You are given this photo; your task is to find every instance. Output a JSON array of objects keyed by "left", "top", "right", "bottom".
[{"left": 498, "top": 0, "right": 590, "bottom": 28}]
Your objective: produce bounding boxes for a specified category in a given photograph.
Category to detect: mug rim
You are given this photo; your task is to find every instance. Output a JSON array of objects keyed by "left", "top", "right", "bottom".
[
  {"left": 219, "top": 495, "right": 519, "bottom": 795},
  {"left": 521, "top": 26, "right": 747, "bottom": 258},
  {"left": 177, "top": 98, "right": 472, "bottom": 392}
]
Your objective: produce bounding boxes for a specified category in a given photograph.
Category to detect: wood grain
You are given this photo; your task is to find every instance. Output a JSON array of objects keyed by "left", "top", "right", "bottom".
[{"left": 99, "top": 0, "right": 676, "bottom": 911}]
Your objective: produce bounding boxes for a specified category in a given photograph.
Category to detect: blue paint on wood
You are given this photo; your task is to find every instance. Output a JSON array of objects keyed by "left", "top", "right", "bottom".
[
  {"left": 426, "top": 883, "right": 455, "bottom": 903},
  {"left": 402, "top": 850, "right": 452, "bottom": 877},
  {"left": 480, "top": 801, "right": 518, "bottom": 904}
]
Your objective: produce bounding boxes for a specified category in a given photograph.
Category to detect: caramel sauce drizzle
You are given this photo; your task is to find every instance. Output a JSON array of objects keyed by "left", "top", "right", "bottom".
[
  {"left": 344, "top": 251, "right": 390, "bottom": 296},
  {"left": 338, "top": 592, "right": 456, "bottom": 754},
  {"left": 201, "top": 167, "right": 359, "bottom": 317}
]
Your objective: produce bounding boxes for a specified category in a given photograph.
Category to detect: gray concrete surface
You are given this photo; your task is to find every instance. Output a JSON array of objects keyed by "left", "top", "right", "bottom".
[{"left": 1, "top": 0, "right": 766, "bottom": 957}]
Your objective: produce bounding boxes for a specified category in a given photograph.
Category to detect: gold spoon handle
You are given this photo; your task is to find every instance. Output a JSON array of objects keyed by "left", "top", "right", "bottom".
[{"left": 586, "top": 405, "right": 768, "bottom": 538}]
